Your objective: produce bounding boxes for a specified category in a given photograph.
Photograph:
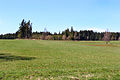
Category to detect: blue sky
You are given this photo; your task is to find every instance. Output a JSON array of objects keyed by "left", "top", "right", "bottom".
[{"left": 0, "top": 0, "right": 120, "bottom": 34}]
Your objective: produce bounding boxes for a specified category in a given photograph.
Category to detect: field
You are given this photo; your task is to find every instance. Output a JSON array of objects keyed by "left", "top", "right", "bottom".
[{"left": 0, "top": 40, "right": 120, "bottom": 80}]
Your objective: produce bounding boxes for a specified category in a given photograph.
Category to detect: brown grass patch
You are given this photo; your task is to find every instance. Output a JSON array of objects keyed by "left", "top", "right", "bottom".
[
  {"left": 87, "top": 44, "right": 118, "bottom": 47},
  {"left": 81, "top": 41, "right": 103, "bottom": 43}
]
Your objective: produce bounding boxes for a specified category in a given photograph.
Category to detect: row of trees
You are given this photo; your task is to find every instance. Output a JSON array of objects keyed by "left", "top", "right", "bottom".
[
  {"left": 0, "top": 20, "right": 120, "bottom": 41},
  {"left": 0, "top": 33, "right": 16, "bottom": 39},
  {"left": 32, "top": 27, "right": 120, "bottom": 41}
]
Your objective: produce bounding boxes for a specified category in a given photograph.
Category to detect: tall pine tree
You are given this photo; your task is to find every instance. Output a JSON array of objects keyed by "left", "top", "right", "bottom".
[{"left": 17, "top": 19, "right": 32, "bottom": 39}]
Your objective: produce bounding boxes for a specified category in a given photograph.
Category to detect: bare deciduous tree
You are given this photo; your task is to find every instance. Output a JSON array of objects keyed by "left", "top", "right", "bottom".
[
  {"left": 67, "top": 36, "right": 71, "bottom": 40},
  {"left": 119, "top": 37, "right": 120, "bottom": 41},
  {"left": 62, "top": 35, "right": 66, "bottom": 40},
  {"left": 45, "top": 35, "right": 53, "bottom": 40},
  {"left": 41, "top": 28, "right": 47, "bottom": 40},
  {"left": 103, "top": 29, "right": 111, "bottom": 44}
]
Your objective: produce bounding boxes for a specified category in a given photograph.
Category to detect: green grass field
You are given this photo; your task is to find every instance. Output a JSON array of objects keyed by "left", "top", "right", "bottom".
[{"left": 0, "top": 40, "right": 120, "bottom": 80}]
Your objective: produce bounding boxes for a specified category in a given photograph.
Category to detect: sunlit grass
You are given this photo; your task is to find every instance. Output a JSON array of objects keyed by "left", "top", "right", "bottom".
[{"left": 0, "top": 40, "right": 120, "bottom": 80}]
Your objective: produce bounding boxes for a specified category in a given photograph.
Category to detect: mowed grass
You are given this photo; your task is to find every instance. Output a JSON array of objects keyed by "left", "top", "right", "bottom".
[{"left": 0, "top": 40, "right": 120, "bottom": 80}]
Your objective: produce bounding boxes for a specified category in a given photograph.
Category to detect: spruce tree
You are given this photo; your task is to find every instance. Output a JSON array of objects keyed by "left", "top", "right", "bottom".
[{"left": 17, "top": 19, "right": 32, "bottom": 39}]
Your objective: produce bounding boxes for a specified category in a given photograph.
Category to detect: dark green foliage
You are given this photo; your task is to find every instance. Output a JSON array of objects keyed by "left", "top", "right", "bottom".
[
  {"left": 17, "top": 19, "right": 32, "bottom": 39},
  {"left": 0, "top": 33, "right": 16, "bottom": 39}
]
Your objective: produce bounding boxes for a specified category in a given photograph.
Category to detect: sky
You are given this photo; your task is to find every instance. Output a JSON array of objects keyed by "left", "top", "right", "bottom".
[{"left": 0, "top": 0, "right": 120, "bottom": 34}]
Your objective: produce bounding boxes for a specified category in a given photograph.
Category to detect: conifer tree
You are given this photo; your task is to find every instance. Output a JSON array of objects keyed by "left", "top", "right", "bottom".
[{"left": 17, "top": 19, "right": 32, "bottom": 39}]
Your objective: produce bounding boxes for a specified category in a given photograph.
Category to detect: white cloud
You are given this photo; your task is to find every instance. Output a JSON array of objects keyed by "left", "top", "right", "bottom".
[{"left": 87, "top": 27, "right": 106, "bottom": 32}]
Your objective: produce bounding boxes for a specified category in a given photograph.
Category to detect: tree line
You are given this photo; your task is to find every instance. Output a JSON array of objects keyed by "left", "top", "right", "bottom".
[{"left": 0, "top": 19, "right": 120, "bottom": 41}]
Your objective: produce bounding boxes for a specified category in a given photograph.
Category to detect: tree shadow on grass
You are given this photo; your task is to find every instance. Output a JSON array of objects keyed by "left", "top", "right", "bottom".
[{"left": 0, "top": 53, "right": 36, "bottom": 61}]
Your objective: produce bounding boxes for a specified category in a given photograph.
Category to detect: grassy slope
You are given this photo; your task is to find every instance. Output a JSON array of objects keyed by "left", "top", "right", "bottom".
[{"left": 0, "top": 40, "right": 120, "bottom": 80}]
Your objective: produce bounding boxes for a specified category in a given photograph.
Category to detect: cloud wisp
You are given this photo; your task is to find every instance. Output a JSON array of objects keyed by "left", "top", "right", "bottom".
[{"left": 87, "top": 27, "right": 106, "bottom": 32}]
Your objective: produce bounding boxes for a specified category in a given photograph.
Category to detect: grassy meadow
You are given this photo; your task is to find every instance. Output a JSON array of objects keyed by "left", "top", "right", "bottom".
[{"left": 0, "top": 40, "right": 120, "bottom": 80}]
